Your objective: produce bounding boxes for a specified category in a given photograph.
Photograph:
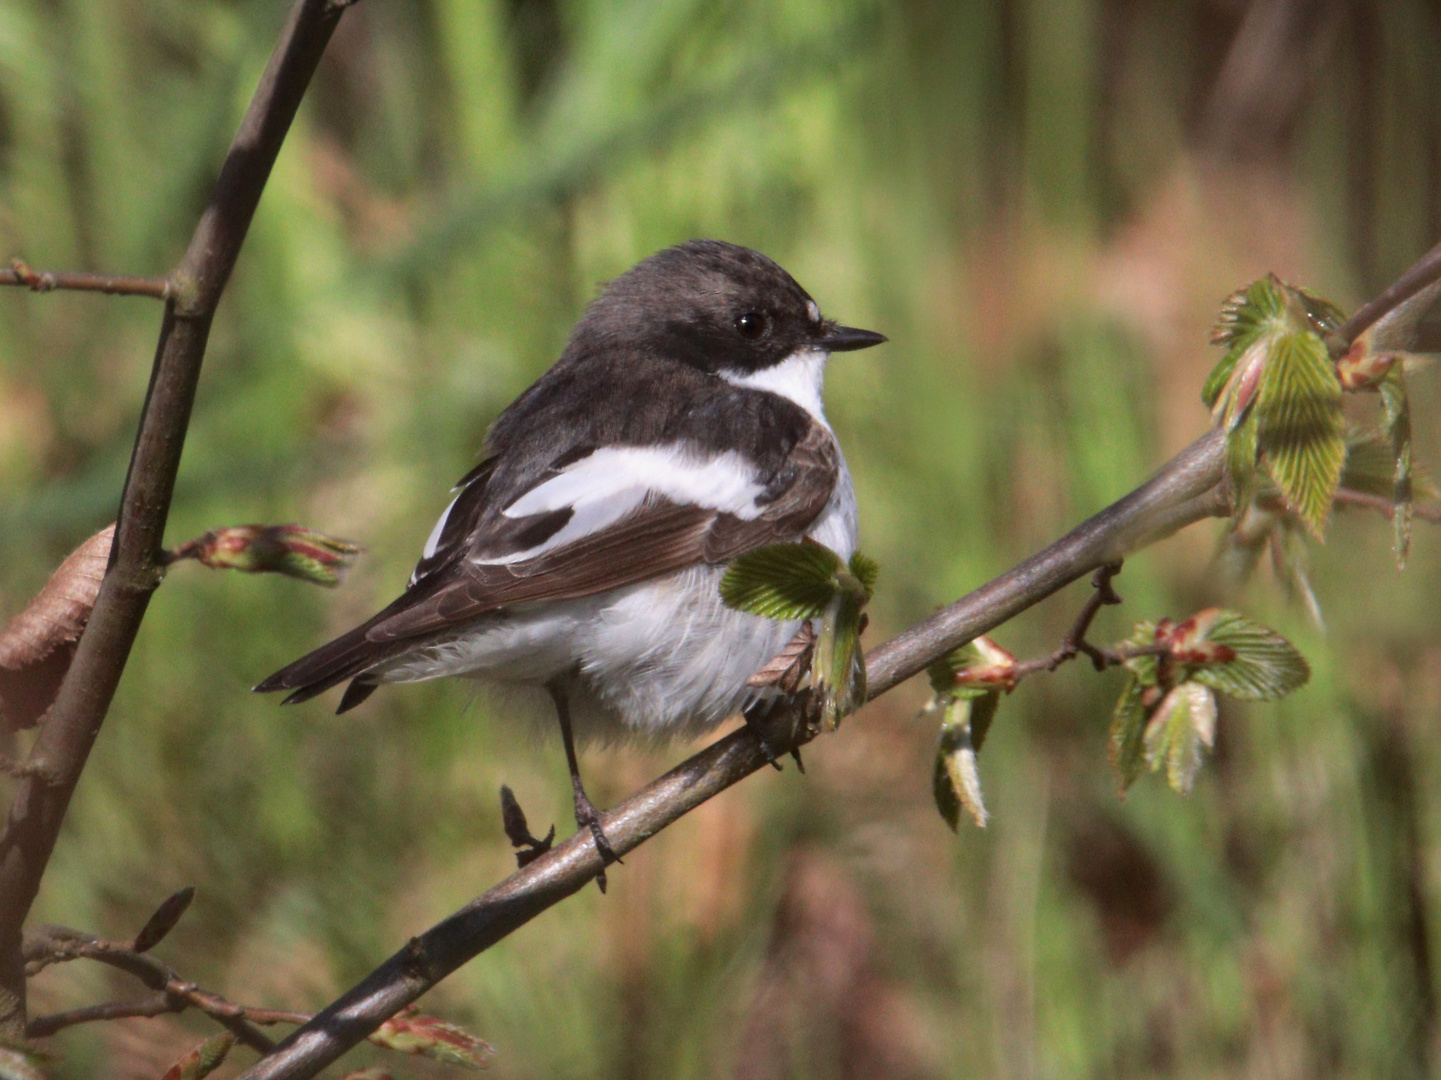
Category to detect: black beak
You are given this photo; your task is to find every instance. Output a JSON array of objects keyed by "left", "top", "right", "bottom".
[{"left": 818, "top": 323, "right": 887, "bottom": 352}]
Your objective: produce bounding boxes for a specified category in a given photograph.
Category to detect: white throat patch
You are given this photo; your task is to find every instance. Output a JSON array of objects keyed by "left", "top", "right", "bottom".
[{"left": 721, "top": 348, "right": 830, "bottom": 425}]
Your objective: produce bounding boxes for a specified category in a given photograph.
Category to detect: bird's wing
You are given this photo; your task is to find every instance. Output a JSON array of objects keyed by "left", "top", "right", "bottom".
[
  {"left": 367, "top": 420, "right": 839, "bottom": 640},
  {"left": 253, "top": 421, "right": 838, "bottom": 702}
]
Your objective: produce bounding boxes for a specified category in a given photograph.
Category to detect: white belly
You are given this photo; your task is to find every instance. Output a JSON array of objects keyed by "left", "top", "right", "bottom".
[{"left": 375, "top": 458, "right": 858, "bottom": 743}]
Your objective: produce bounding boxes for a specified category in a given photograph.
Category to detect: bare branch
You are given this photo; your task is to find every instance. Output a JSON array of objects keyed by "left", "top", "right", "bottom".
[
  {"left": 26, "top": 994, "right": 175, "bottom": 1036},
  {"left": 0, "top": 260, "right": 171, "bottom": 301},
  {"left": 21, "top": 925, "right": 276, "bottom": 1052},
  {"left": 1010, "top": 562, "right": 1126, "bottom": 677},
  {"left": 0, "top": 0, "right": 354, "bottom": 1038},
  {"left": 1333, "top": 487, "right": 1441, "bottom": 524}
]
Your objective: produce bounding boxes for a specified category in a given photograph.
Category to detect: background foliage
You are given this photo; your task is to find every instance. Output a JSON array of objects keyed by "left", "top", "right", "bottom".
[{"left": 3, "top": 0, "right": 1441, "bottom": 1076}]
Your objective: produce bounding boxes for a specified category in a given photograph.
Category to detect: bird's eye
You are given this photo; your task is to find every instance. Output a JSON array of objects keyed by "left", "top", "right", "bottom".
[{"left": 735, "top": 312, "right": 768, "bottom": 340}]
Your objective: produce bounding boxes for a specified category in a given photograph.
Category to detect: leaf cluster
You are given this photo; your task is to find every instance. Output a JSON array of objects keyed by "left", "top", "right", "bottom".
[
  {"left": 1207, "top": 275, "right": 1433, "bottom": 583},
  {"left": 1109, "top": 610, "right": 1308, "bottom": 795}
]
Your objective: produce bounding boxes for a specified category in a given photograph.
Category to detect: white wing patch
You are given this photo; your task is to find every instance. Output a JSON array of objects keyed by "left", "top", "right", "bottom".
[
  {"left": 421, "top": 494, "right": 462, "bottom": 560},
  {"left": 721, "top": 347, "right": 829, "bottom": 425},
  {"left": 475, "top": 445, "right": 768, "bottom": 566}
]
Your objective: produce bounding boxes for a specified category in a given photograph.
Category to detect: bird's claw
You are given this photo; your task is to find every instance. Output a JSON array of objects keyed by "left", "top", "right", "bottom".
[{"left": 573, "top": 789, "right": 620, "bottom": 892}]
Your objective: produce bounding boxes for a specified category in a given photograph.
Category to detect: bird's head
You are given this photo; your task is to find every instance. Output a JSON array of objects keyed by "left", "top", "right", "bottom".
[{"left": 570, "top": 239, "right": 886, "bottom": 378}]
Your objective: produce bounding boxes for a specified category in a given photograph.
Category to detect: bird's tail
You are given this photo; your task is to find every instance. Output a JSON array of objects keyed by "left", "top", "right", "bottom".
[{"left": 254, "top": 619, "right": 394, "bottom": 713}]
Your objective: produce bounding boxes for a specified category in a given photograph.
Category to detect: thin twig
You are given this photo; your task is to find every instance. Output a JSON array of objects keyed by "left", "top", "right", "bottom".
[
  {"left": 1333, "top": 487, "right": 1441, "bottom": 523},
  {"left": 1034, "top": 562, "right": 1125, "bottom": 674},
  {"left": 1334, "top": 237, "right": 1441, "bottom": 350},
  {"left": 0, "top": 0, "right": 354, "bottom": 1039},
  {"left": 0, "top": 261, "right": 171, "bottom": 301},
  {"left": 26, "top": 994, "right": 174, "bottom": 1036},
  {"left": 21, "top": 926, "right": 277, "bottom": 1052}
]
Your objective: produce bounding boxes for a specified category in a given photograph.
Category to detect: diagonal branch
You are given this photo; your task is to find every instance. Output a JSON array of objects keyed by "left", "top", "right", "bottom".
[
  {"left": 235, "top": 231, "right": 1441, "bottom": 1080},
  {"left": 230, "top": 430, "right": 1230, "bottom": 1080},
  {"left": 0, "top": 0, "right": 355, "bottom": 1039}
]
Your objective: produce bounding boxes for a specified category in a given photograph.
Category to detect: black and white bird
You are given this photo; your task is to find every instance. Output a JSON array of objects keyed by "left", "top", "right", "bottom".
[{"left": 256, "top": 239, "right": 885, "bottom": 867}]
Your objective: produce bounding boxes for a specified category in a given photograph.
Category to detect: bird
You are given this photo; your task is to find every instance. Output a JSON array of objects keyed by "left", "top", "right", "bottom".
[{"left": 255, "top": 239, "right": 885, "bottom": 876}]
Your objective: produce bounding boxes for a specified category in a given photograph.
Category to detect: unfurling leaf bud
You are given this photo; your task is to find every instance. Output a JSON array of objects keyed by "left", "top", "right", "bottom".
[
  {"left": 1109, "top": 609, "right": 1308, "bottom": 795},
  {"left": 1206, "top": 275, "right": 1347, "bottom": 538},
  {"left": 368, "top": 1005, "right": 495, "bottom": 1068},
  {"left": 933, "top": 691, "right": 999, "bottom": 829},
  {"left": 161, "top": 1032, "right": 235, "bottom": 1080},
  {"left": 1143, "top": 682, "right": 1217, "bottom": 795},
  {"left": 168, "top": 525, "right": 361, "bottom": 586}
]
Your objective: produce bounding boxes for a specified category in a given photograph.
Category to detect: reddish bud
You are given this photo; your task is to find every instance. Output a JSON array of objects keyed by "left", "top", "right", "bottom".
[
  {"left": 951, "top": 636, "right": 1019, "bottom": 691},
  {"left": 169, "top": 525, "right": 361, "bottom": 587},
  {"left": 1335, "top": 340, "right": 1399, "bottom": 391},
  {"left": 369, "top": 1005, "right": 495, "bottom": 1069}
]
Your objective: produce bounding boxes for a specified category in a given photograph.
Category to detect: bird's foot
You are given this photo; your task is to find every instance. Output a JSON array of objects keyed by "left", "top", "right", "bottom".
[
  {"left": 572, "top": 785, "right": 620, "bottom": 892},
  {"left": 499, "top": 785, "right": 555, "bottom": 869},
  {"left": 742, "top": 699, "right": 792, "bottom": 770}
]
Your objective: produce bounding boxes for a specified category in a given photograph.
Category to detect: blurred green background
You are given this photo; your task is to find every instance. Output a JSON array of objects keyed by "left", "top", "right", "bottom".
[{"left": 3, "top": 0, "right": 1441, "bottom": 1076}]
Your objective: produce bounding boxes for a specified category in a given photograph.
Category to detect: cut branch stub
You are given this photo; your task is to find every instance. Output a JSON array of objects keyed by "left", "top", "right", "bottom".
[{"left": 0, "top": 525, "right": 113, "bottom": 733}]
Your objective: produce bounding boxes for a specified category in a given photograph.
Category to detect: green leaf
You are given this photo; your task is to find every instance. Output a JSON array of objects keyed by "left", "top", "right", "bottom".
[
  {"left": 1186, "top": 610, "right": 1309, "bottom": 701},
  {"left": 927, "top": 651, "right": 963, "bottom": 696},
  {"left": 1118, "top": 620, "right": 1160, "bottom": 688},
  {"left": 932, "top": 740, "right": 962, "bottom": 831},
  {"left": 1380, "top": 371, "right": 1415, "bottom": 567},
  {"left": 719, "top": 542, "right": 841, "bottom": 620},
  {"left": 1209, "top": 277, "right": 1286, "bottom": 359},
  {"left": 933, "top": 691, "right": 999, "bottom": 829},
  {"left": 847, "top": 551, "right": 879, "bottom": 597},
  {"left": 1254, "top": 325, "right": 1345, "bottom": 537},
  {"left": 1341, "top": 428, "right": 1402, "bottom": 498},
  {"left": 811, "top": 591, "right": 866, "bottom": 727},
  {"left": 1202, "top": 344, "right": 1242, "bottom": 411},
  {"left": 1226, "top": 407, "right": 1260, "bottom": 514},
  {"left": 1109, "top": 674, "right": 1149, "bottom": 793},
  {"left": 1142, "top": 682, "right": 1217, "bottom": 795}
]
